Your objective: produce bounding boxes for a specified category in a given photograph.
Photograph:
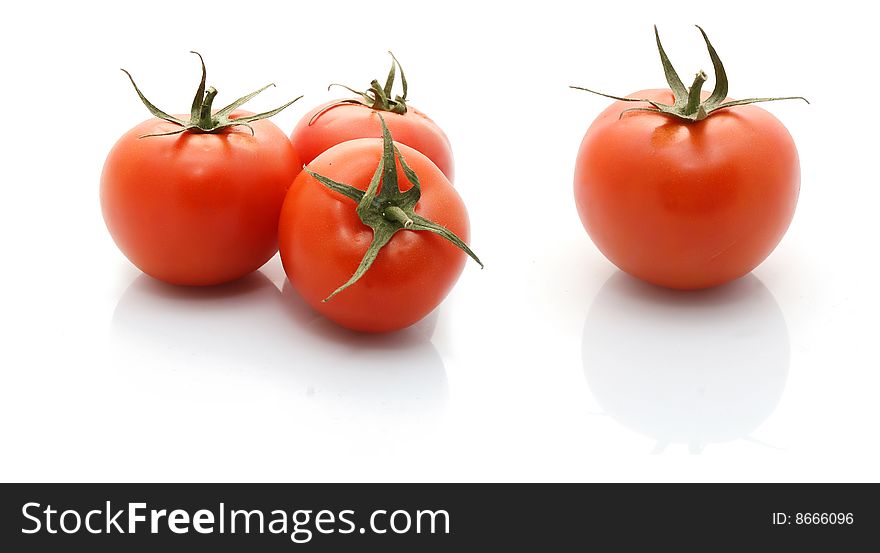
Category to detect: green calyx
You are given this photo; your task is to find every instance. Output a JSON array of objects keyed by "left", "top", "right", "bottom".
[
  {"left": 305, "top": 115, "right": 482, "bottom": 302},
  {"left": 122, "top": 51, "right": 302, "bottom": 138},
  {"left": 309, "top": 52, "right": 409, "bottom": 125},
  {"left": 571, "top": 26, "right": 809, "bottom": 122}
]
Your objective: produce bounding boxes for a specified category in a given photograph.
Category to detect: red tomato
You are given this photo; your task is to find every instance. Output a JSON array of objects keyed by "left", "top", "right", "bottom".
[
  {"left": 574, "top": 90, "right": 799, "bottom": 289},
  {"left": 292, "top": 101, "right": 454, "bottom": 182},
  {"left": 279, "top": 139, "right": 471, "bottom": 333},
  {"left": 290, "top": 53, "right": 454, "bottom": 181},
  {"left": 102, "top": 53, "right": 301, "bottom": 286},
  {"left": 573, "top": 27, "right": 803, "bottom": 289},
  {"left": 101, "top": 112, "right": 300, "bottom": 285}
]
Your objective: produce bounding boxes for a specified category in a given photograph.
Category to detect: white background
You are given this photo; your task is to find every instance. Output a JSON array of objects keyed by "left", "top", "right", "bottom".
[{"left": 2, "top": 1, "right": 878, "bottom": 482}]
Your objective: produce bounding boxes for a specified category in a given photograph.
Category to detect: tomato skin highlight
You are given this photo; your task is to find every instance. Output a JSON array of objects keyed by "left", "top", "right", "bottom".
[
  {"left": 279, "top": 139, "right": 469, "bottom": 333},
  {"left": 101, "top": 112, "right": 301, "bottom": 286},
  {"left": 290, "top": 101, "right": 455, "bottom": 182},
  {"left": 574, "top": 89, "right": 800, "bottom": 290}
]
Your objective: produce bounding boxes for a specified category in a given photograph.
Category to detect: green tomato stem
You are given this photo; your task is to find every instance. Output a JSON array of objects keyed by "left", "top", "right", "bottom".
[
  {"left": 311, "top": 52, "right": 409, "bottom": 127},
  {"left": 383, "top": 205, "right": 414, "bottom": 228},
  {"left": 684, "top": 71, "right": 708, "bottom": 118},
  {"left": 570, "top": 26, "right": 808, "bottom": 123},
  {"left": 122, "top": 51, "right": 300, "bottom": 137},
  {"left": 198, "top": 87, "right": 218, "bottom": 128}
]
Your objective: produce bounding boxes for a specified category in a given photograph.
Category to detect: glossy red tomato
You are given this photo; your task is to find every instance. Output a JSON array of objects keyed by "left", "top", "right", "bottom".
[
  {"left": 279, "top": 139, "right": 470, "bottom": 332},
  {"left": 574, "top": 89, "right": 800, "bottom": 289},
  {"left": 101, "top": 112, "right": 300, "bottom": 286},
  {"left": 291, "top": 101, "right": 455, "bottom": 182}
]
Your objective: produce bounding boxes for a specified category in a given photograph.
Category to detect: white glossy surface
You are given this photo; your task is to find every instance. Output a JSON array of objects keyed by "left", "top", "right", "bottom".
[{"left": 2, "top": 0, "right": 878, "bottom": 482}]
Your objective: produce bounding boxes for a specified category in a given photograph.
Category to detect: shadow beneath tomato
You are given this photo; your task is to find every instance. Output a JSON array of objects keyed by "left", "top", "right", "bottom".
[
  {"left": 581, "top": 273, "right": 789, "bottom": 454},
  {"left": 275, "top": 280, "right": 447, "bottom": 419},
  {"left": 111, "top": 272, "right": 286, "bottom": 363},
  {"left": 110, "top": 272, "right": 448, "bottom": 444}
]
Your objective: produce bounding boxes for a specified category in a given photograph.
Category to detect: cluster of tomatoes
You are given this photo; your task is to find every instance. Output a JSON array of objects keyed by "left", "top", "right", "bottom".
[
  {"left": 102, "top": 27, "right": 804, "bottom": 333},
  {"left": 102, "top": 53, "right": 478, "bottom": 332}
]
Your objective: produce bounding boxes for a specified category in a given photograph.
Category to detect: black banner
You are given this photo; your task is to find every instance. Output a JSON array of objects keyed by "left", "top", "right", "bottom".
[{"left": 1, "top": 484, "right": 876, "bottom": 551}]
